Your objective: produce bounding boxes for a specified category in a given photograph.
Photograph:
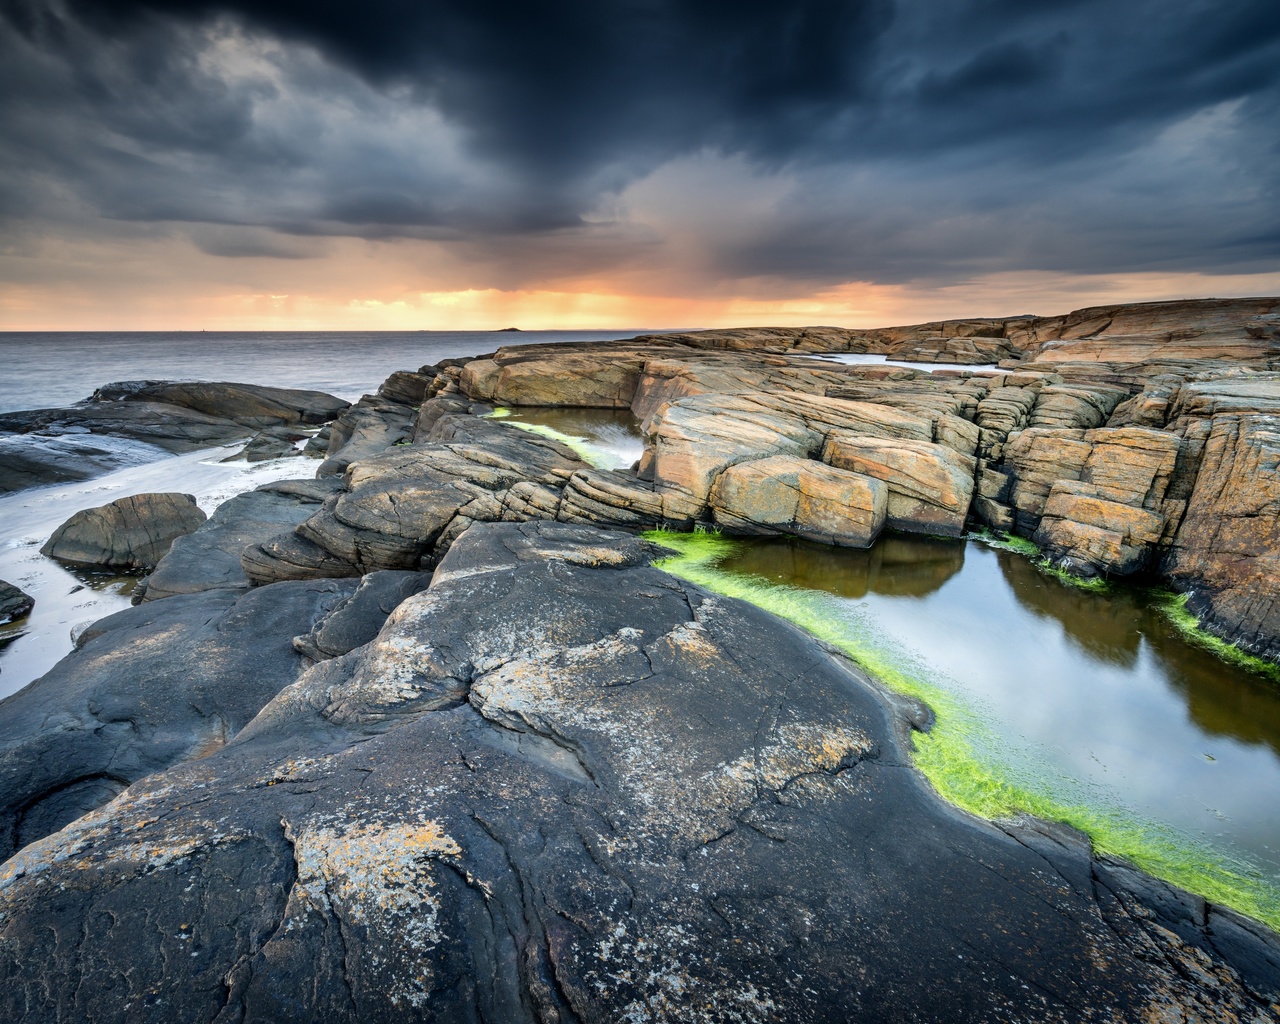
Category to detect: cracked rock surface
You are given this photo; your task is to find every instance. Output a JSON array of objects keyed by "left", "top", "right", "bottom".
[{"left": 2, "top": 521, "right": 1276, "bottom": 1022}]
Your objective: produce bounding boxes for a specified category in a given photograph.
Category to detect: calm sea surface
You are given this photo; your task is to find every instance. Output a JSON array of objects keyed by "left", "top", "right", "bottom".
[{"left": 0, "top": 330, "right": 653, "bottom": 413}]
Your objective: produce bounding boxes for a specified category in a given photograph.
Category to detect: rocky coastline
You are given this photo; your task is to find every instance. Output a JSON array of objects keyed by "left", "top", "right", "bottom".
[{"left": 2, "top": 296, "right": 1280, "bottom": 1021}]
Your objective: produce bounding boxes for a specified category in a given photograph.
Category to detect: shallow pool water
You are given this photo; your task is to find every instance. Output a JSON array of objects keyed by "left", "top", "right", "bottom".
[{"left": 494, "top": 407, "right": 645, "bottom": 470}]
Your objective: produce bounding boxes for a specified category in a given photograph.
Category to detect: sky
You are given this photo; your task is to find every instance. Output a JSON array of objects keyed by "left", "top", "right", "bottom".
[{"left": 1, "top": 0, "right": 1279, "bottom": 330}]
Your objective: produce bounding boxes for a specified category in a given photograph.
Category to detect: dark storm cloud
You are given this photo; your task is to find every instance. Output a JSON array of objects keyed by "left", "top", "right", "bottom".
[{"left": 1, "top": 0, "right": 1279, "bottom": 286}]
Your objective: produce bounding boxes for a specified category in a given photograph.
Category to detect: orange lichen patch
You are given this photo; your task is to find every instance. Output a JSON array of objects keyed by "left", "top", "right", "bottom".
[
  {"left": 254, "top": 756, "right": 327, "bottom": 786},
  {"left": 646, "top": 620, "right": 720, "bottom": 667},
  {"left": 285, "top": 817, "right": 462, "bottom": 1008}
]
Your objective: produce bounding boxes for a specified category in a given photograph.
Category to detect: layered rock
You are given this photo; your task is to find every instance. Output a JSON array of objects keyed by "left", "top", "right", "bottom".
[
  {"left": 41, "top": 492, "right": 208, "bottom": 571},
  {"left": 823, "top": 435, "right": 975, "bottom": 537},
  {"left": 0, "top": 523, "right": 1275, "bottom": 1022},
  {"left": 709, "top": 454, "right": 888, "bottom": 546},
  {"left": 1164, "top": 414, "right": 1280, "bottom": 659}
]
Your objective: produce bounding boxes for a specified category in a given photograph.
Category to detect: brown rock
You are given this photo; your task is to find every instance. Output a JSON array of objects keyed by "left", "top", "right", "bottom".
[
  {"left": 1034, "top": 481, "right": 1165, "bottom": 575},
  {"left": 1165, "top": 414, "right": 1280, "bottom": 658},
  {"left": 709, "top": 455, "right": 888, "bottom": 547},
  {"left": 822, "top": 436, "right": 975, "bottom": 537}
]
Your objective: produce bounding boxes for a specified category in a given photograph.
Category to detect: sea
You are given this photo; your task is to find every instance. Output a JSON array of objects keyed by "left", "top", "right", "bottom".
[{"left": 0, "top": 330, "right": 654, "bottom": 414}]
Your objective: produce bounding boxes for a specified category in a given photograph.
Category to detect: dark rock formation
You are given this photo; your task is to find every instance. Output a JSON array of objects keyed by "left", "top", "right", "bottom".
[
  {"left": 291, "top": 569, "right": 432, "bottom": 662},
  {"left": 0, "top": 522, "right": 1275, "bottom": 1021},
  {"left": 220, "top": 430, "right": 304, "bottom": 463},
  {"left": 0, "top": 581, "right": 33, "bottom": 625},
  {"left": 41, "top": 492, "right": 208, "bottom": 570},
  {"left": 136, "top": 479, "right": 343, "bottom": 602},
  {"left": 0, "top": 380, "right": 348, "bottom": 493},
  {"left": 0, "top": 578, "right": 357, "bottom": 862}
]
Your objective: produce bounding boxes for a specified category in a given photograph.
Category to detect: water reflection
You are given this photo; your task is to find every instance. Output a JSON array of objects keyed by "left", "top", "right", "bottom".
[{"left": 717, "top": 534, "right": 966, "bottom": 600}]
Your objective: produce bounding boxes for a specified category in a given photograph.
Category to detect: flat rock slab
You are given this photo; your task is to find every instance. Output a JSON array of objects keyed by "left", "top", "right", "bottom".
[
  {"left": 138, "top": 478, "right": 343, "bottom": 602},
  {"left": 0, "top": 578, "right": 357, "bottom": 862},
  {"left": 1, "top": 521, "right": 1275, "bottom": 1022},
  {"left": 41, "top": 492, "right": 207, "bottom": 570}
]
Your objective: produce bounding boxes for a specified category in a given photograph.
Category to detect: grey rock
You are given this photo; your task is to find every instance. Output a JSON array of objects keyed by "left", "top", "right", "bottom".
[
  {"left": 137, "top": 480, "right": 342, "bottom": 602},
  {"left": 0, "top": 581, "right": 34, "bottom": 625},
  {"left": 41, "top": 493, "right": 207, "bottom": 570},
  {"left": 0, "top": 579, "right": 356, "bottom": 862},
  {"left": 0, "top": 522, "right": 1274, "bottom": 1022},
  {"left": 219, "top": 431, "right": 300, "bottom": 463},
  {"left": 292, "top": 569, "right": 432, "bottom": 661}
]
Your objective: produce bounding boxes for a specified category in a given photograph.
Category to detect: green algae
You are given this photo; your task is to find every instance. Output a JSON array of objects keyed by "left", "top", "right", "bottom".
[
  {"left": 645, "top": 527, "right": 1280, "bottom": 932},
  {"left": 972, "top": 530, "right": 1112, "bottom": 593},
  {"left": 1156, "top": 591, "right": 1280, "bottom": 687},
  {"left": 486, "top": 410, "right": 604, "bottom": 466}
]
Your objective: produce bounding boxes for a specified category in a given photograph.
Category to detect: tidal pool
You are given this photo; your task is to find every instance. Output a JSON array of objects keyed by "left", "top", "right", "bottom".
[
  {"left": 649, "top": 529, "right": 1280, "bottom": 930},
  {"left": 493, "top": 407, "right": 645, "bottom": 470}
]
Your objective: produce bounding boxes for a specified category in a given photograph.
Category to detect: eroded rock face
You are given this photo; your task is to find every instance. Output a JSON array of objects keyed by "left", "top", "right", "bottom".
[
  {"left": 1165, "top": 414, "right": 1280, "bottom": 659},
  {"left": 0, "top": 523, "right": 1275, "bottom": 1022},
  {"left": 41, "top": 492, "right": 208, "bottom": 570},
  {"left": 709, "top": 454, "right": 888, "bottom": 546}
]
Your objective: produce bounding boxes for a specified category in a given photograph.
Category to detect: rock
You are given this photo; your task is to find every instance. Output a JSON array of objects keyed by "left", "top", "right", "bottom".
[
  {"left": 0, "top": 522, "right": 1275, "bottom": 1021},
  {"left": 1029, "top": 383, "right": 1129, "bottom": 429},
  {"left": 0, "top": 579, "right": 356, "bottom": 862},
  {"left": 461, "top": 347, "right": 655, "bottom": 407},
  {"left": 0, "top": 581, "right": 33, "bottom": 625},
  {"left": 317, "top": 394, "right": 417, "bottom": 477},
  {"left": 137, "top": 479, "right": 343, "bottom": 602},
  {"left": 1034, "top": 482, "right": 1166, "bottom": 576},
  {"left": 292, "top": 570, "right": 432, "bottom": 662},
  {"left": 89, "top": 380, "right": 349, "bottom": 426},
  {"left": 822, "top": 435, "right": 975, "bottom": 537},
  {"left": 1165, "top": 414, "right": 1280, "bottom": 659},
  {"left": 646, "top": 391, "right": 932, "bottom": 523},
  {"left": 558, "top": 469, "right": 666, "bottom": 529},
  {"left": 40, "top": 493, "right": 208, "bottom": 570},
  {"left": 709, "top": 454, "right": 888, "bottom": 546},
  {"left": 242, "top": 418, "right": 589, "bottom": 583},
  {"left": 220, "top": 431, "right": 300, "bottom": 463},
  {"left": 0, "top": 432, "right": 172, "bottom": 494}
]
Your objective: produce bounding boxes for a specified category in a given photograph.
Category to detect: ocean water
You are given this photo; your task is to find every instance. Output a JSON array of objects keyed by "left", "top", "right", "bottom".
[{"left": 0, "top": 330, "right": 651, "bottom": 413}]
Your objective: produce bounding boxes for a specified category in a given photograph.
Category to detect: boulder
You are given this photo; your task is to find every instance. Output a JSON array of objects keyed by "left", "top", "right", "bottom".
[
  {"left": 317, "top": 394, "right": 417, "bottom": 478},
  {"left": 1034, "top": 482, "right": 1166, "bottom": 576},
  {"left": 0, "top": 581, "right": 33, "bottom": 624},
  {"left": 646, "top": 391, "right": 932, "bottom": 523},
  {"left": 0, "top": 522, "right": 1275, "bottom": 1021},
  {"left": 89, "top": 380, "right": 349, "bottom": 427},
  {"left": 0, "top": 579, "right": 356, "bottom": 862},
  {"left": 41, "top": 492, "right": 207, "bottom": 570},
  {"left": 823, "top": 435, "right": 975, "bottom": 536},
  {"left": 220, "top": 431, "right": 300, "bottom": 463},
  {"left": 709, "top": 455, "right": 888, "bottom": 547}
]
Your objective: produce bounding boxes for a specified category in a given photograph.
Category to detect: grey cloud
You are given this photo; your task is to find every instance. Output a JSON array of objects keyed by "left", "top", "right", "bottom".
[{"left": 0, "top": 0, "right": 1277, "bottom": 291}]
